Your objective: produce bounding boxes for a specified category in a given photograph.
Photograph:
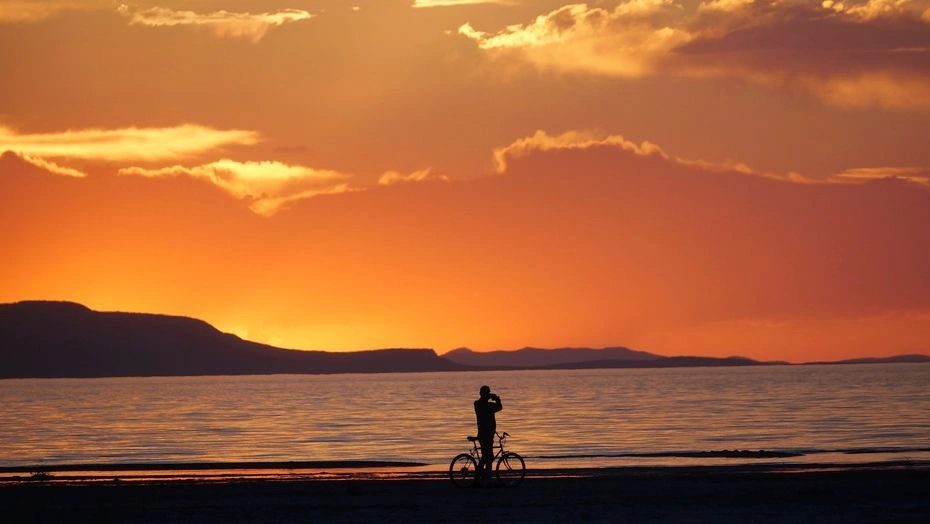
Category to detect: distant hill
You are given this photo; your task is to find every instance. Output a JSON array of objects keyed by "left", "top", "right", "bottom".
[
  {"left": 443, "top": 347, "right": 770, "bottom": 369},
  {"left": 0, "top": 301, "right": 462, "bottom": 378},
  {"left": 537, "top": 356, "right": 770, "bottom": 369},
  {"left": 803, "top": 354, "right": 930, "bottom": 366},
  {"left": 3, "top": 301, "right": 926, "bottom": 379},
  {"left": 443, "top": 346, "right": 660, "bottom": 368}
]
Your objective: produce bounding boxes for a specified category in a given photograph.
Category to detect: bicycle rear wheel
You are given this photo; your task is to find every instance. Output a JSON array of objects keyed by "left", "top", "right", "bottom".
[
  {"left": 449, "top": 453, "right": 478, "bottom": 488},
  {"left": 496, "top": 452, "right": 525, "bottom": 487}
]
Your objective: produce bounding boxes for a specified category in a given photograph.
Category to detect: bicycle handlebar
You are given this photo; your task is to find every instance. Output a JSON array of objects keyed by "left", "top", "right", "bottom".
[{"left": 466, "top": 431, "right": 511, "bottom": 441}]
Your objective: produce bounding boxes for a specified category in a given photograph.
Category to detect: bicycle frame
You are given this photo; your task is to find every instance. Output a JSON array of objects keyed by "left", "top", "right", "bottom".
[
  {"left": 466, "top": 431, "right": 510, "bottom": 464},
  {"left": 450, "top": 430, "right": 525, "bottom": 488}
]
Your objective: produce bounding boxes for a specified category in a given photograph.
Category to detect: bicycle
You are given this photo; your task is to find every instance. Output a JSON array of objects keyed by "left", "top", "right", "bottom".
[{"left": 449, "top": 431, "right": 526, "bottom": 488}]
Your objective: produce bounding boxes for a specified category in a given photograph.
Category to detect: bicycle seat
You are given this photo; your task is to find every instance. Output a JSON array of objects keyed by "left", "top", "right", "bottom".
[{"left": 466, "top": 436, "right": 479, "bottom": 442}]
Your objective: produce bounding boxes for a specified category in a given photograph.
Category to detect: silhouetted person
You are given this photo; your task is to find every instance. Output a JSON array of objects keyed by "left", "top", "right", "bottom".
[{"left": 474, "top": 385, "right": 502, "bottom": 478}]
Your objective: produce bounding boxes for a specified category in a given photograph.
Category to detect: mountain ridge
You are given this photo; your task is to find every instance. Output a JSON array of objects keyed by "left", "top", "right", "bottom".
[
  {"left": 442, "top": 347, "right": 779, "bottom": 369},
  {"left": 0, "top": 301, "right": 460, "bottom": 378},
  {"left": 2, "top": 301, "right": 927, "bottom": 378},
  {"left": 442, "top": 346, "right": 661, "bottom": 368},
  {"left": 802, "top": 354, "right": 930, "bottom": 365}
]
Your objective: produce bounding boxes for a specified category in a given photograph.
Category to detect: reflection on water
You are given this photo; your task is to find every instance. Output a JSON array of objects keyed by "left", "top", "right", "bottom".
[{"left": 1, "top": 364, "right": 929, "bottom": 468}]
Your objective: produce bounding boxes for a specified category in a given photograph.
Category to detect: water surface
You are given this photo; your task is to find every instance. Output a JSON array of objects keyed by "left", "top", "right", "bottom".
[{"left": 2, "top": 364, "right": 929, "bottom": 469}]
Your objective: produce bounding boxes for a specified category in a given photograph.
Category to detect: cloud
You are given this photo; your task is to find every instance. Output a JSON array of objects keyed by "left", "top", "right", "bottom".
[
  {"left": 1, "top": 123, "right": 445, "bottom": 214},
  {"left": 0, "top": 124, "right": 259, "bottom": 164},
  {"left": 117, "top": 4, "right": 313, "bottom": 43},
  {"left": 0, "top": 123, "right": 260, "bottom": 183},
  {"left": 377, "top": 168, "right": 448, "bottom": 185},
  {"left": 492, "top": 129, "right": 666, "bottom": 173},
  {"left": 460, "top": 0, "right": 930, "bottom": 109},
  {"left": 697, "top": 0, "right": 755, "bottom": 13},
  {"left": 834, "top": 166, "right": 930, "bottom": 185},
  {"left": 493, "top": 128, "right": 930, "bottom": 189},
  {"left": 413, "top": 0, "right": 512, "bottom": 7},
  {"left": 826, "top": 0, "right": 923, "bottom": 20},
  {"left": 8, "top": 152, "right": 87, "bottom": 178},
  {"left": 459, "top": 2, "right": 689, "bottom": 78},
  {"left": 118, "top": 159, "right": 352, "bottom": 216},
  {"left": 492, "top": 129, "right": 788, "bottom": 182},
  {"left": 679, "top": 1, "right": 930, "bottom": 109}
]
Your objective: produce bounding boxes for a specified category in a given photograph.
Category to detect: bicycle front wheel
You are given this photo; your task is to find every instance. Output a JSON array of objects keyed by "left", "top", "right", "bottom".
[
  {"left": 496, "top": 452, "right": 526, "bottom": 487},
  {"left": 449, "top": 453, "right": 478, "bottom": 488}
]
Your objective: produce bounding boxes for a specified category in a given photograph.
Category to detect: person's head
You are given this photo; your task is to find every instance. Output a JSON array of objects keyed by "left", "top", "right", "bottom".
[{"left": 479, "top": 385, "right": 491, "bottom": 399}]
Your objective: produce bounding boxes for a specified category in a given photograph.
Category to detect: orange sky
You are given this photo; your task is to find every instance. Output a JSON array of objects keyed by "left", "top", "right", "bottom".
[{"left": 2, "top": 0, "right": 929, "bottom": 362}]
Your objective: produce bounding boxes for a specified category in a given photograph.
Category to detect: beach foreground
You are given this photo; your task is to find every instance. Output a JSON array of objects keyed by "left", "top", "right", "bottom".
[{"left": 3, "top": 464, "right": 929, "bottom": 523}]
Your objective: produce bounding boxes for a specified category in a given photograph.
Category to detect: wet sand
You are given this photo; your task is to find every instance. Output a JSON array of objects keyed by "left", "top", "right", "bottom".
[{"left": 2, "top": 463, "right": 929, "bottom": 523}]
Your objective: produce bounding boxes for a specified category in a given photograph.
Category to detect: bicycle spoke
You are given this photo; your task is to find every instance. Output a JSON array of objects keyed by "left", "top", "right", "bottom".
[
  {"left": 449, "top": 453, "right": 479, "bottom": 488},
  {"left": 496, "top": 452, "right": 526, "bottom": 487}
]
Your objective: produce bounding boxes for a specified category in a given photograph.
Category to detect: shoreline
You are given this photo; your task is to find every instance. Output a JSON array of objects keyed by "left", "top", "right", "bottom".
[
  {"left": 3, "top": 459, "right": 928, "bottom": 484},
  {"left": 2, "top": 462, "right": 929, "bottom": 523},
  {"left": 5, "top": 446, "right": 930, "bottom": 476},
  {"left": 0, "top": 459, "right": 429, "bottom": 474}
]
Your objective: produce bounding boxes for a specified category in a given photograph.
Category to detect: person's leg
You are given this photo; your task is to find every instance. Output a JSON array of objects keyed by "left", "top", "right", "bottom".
[{"left": 479, "top": 436, "right": 494, "bottom": 476}]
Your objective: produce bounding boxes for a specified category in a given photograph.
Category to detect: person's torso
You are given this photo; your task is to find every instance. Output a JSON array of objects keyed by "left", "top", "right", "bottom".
[{"left": 474, "top": 399, "right": 497, "bottom": 435}]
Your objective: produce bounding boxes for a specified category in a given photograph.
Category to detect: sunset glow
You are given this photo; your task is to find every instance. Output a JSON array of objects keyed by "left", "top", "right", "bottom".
[{"left": 2, "top": 0, "right": 929, "bottom": 362}]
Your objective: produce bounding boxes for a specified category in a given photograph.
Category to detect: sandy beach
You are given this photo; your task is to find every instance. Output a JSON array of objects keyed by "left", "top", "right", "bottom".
[{"left": 3, "top": 462, "right": 929, "bottom": 523}]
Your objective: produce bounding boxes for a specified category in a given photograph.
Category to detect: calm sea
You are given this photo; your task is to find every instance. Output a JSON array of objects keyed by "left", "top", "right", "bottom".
[{"left": 2, "top": 364, "right": 929, "bottom": 470}]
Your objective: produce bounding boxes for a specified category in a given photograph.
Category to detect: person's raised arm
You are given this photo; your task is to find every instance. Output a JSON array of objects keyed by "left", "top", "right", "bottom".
[{"left": 490, "top": 393, "right": 503, "bottom": 412}]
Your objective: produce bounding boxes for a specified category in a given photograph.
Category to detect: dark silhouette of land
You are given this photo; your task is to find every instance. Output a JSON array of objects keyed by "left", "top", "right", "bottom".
[
  {"left": 1, "top": 301, "right": 926, "bottom": 378},
  {"left": 445, "top": 348, "right": 779, "bottom": 369},
  {"left": 0, "top": 301, "right": 461, "bottom": 378},
  {"left": 444, "top": 346, "right": 661, "bottom": 367},
  {"left": 803, "top": 354, "right": 930, "bottom": 365}
]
